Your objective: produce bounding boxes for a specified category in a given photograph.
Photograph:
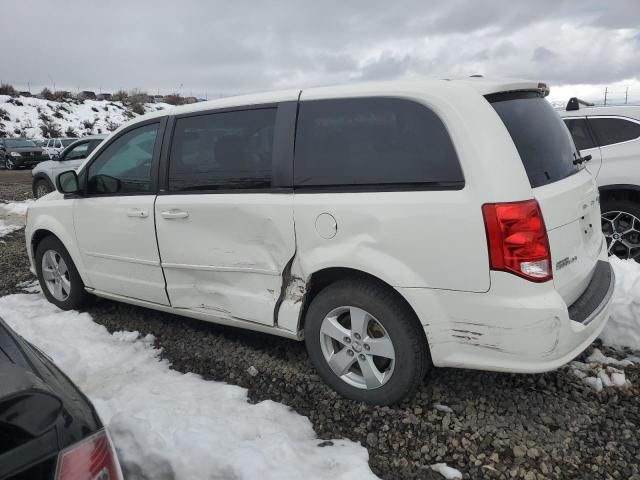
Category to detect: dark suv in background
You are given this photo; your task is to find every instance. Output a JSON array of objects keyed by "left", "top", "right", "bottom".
[{"left": 0, "top": 138, "right": 47, "bottom": 170}]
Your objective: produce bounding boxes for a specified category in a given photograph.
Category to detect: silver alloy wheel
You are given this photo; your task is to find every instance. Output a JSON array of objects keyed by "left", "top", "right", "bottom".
[
  {"left": 36, "top": 182, "right": 50, "bottom": 198},
  {"left": 319, "top": 306, "right": 395, "bottom": 390},
  {"left": 6, "top": 158, "right": 15, "bottom": 170},
  {"left": 41, "top": 249, "right": 71, "bottom": 301},
  {"left": 602, "top": 210, "right": 640, "bottom": 260}
]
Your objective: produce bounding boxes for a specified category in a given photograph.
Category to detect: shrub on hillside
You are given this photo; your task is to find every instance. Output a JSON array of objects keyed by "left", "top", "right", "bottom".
[
  {"left": 0, "top": 108, "right": 9, "bottom": 121},
  {"left": 112, "top": 90, "right": 129, "bottom": 102},
  {"left": 0, "top": 83, "right": 17, "bottom": 96},
  {"left": 40, "top": 119, "right": 62, "bottom": 138},
  {"left": 163, "top": 94, "right": 185, "bottom": 106},
  {"left": 65, "top": 127, "right": 78, "bottom": 137},
  {"left": 40, "top": 88, "right": 55, "bottom": 100}
]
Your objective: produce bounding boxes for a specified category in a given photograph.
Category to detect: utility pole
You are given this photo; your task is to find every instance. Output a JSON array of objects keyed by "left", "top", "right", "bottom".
[
  {"left": 604, "top": 87, "right": 608, "bottom": 105},
  {"left": 625, "top": 86, "right": 629, "bottom": 104}
]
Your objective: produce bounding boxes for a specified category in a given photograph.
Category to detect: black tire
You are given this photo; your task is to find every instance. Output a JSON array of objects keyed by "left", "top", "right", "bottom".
[
  {"left": 33, "top": 178, "right": 54, "bottom": 198},
  {"left": 35, "top": 236, "right": 90, "bottom": 310},
  {"left": 601, "top": 198, "right": 640, "bottom": 262},
  {"left": 304, "top": 277, "right": 430, "bottom": 405}
]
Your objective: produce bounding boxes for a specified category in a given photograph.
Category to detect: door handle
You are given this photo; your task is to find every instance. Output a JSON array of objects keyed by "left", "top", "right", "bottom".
[
  {"left": 160, "top": 209, "right": 189, "bottom": 219},
  {"left": 127, "top": 208, "right": 149, "bottom": 218}
]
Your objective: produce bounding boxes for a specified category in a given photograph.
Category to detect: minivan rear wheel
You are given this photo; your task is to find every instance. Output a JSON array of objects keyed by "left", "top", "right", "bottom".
[
  {"left": 601, "top": 199, "right": 640, "bottom": 262},
  {"left": 304, "top": 278, "right": 430, "bottom": 405},
  {"left": 35, "top": 236, "right": 90, "bottom": 310}
]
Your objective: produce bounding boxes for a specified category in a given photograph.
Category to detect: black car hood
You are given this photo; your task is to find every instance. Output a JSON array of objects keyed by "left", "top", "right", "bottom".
[{"left": 0, "top": 317, "right": 102, "bottom": 478}]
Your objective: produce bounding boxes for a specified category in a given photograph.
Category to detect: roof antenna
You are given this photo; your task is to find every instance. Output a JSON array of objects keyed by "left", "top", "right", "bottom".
[{"left": 566, "top": 97, "right": 594, "bottom": 111}]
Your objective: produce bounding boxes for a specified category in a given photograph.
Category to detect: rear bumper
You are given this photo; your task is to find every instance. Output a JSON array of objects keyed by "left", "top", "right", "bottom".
[{"left": 399, "top": 260, "right": 615, "bottom": 374}]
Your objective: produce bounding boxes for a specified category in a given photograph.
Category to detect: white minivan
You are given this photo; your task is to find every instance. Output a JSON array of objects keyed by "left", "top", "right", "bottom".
[{"left": 25, "top": 78, "right": 615, "bottom": 404}]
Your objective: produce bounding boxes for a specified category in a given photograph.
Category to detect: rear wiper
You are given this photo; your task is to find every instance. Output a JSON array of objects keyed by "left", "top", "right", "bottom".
[{"left": 573, "top": 153, "right": 592, "bottom": 165}]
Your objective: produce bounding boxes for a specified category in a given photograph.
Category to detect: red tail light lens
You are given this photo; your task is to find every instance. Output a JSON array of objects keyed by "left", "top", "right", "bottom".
[
  {"left": 482, "top": 199, "right": 552, "bottom": 282},
  {"left": 55, "top": 429, "right": 121, "bottom": 480}
]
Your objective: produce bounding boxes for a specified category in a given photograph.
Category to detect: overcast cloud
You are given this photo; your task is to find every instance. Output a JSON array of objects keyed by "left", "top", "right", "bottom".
[{"left": 3, "top": 0, "right": 640, "bottom": 102}]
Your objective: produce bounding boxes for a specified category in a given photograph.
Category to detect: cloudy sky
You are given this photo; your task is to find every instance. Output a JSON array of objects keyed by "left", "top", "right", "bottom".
[{"left": 4, "top": 0, "right": 640, "bottom": 103}]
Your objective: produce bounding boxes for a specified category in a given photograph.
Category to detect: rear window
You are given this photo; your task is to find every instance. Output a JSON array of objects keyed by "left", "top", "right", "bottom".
[
  {"left": 589, "top": 117, "right": 640, "bottom": 147},
  {"left": 487, "top": 92, "right": 579, "bottom": 188},
  {"left": 294, "top": 97, "right": 463, "bottom": 189}
]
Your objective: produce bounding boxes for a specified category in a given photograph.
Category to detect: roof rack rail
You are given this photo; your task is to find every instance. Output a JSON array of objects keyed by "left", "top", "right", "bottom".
[{"left": 566, "top": 97, "right": 594, "bottom": 111}]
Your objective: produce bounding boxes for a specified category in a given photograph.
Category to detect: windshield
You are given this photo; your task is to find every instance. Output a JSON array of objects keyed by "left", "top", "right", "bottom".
[
  {"left": 61, "top": 138, "right": 76, "bottom": 147},
  {"left": 5, "top": 139, "right": 37, "bottom": 148},
  {"left": 486, "top": 92, "right": 580, "bottom": 188}
]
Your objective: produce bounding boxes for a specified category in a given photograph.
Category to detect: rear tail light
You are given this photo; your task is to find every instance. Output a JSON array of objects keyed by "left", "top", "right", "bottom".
[
  {"left": 482, "top": 199, "right": 552, "bottom": 282},
  {"left": 55, "top": 429, "right": 121, "bottom": 480}
]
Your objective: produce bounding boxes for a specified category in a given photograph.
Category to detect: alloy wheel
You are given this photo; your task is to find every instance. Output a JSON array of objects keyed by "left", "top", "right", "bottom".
[
  {"left": 602, "top": 210, "right": 640, "bottom": 260},
  {"left": 41, "top": 249, "right": 71, "bottom": 301},
  {"left": 6, "top": 159, "right": 15, "bottom": 170},
  {"left": 36, "top": 183, "right": 50, "bottom": 198},
  {"left": 319, "top": 306, "right": 395, "bottom": 389}
]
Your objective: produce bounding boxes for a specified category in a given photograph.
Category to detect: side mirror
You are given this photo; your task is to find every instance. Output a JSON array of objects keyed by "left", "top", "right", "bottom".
[{"left": 56, "top": 170, "right": 81, "bottom": 195}]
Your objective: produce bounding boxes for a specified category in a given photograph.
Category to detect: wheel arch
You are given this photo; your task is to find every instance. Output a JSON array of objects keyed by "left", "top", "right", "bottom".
[
  {"left": 599, "top": 184, "right": 640, "bottom": 205},
  {"left": 30, "top": 226, "right": 90, "bottom": 287},
  {"left": 298, "top": 266, "right": 428, "bottom": 345}
]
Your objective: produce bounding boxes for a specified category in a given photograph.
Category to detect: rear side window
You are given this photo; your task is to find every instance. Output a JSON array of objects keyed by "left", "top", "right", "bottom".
[
  {"left": 589, "top": 117, "right": 640, "bottom": 147},
  {"left": 294, "top": 98, "right": 463, "bottom": 188},
  {"left": 487, "top": 92, "right": 579, "bottom": 188},
  {"left": 563, "top": 118, "right": 596, "bottom": 151},
  {"left": 168, "top": 108, "right": 276, "bottom": 191}
]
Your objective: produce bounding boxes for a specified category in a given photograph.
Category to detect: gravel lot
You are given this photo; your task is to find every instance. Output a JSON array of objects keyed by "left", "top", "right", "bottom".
[{"left": 1, "top": 171, "right": 639, "bottom": 480}]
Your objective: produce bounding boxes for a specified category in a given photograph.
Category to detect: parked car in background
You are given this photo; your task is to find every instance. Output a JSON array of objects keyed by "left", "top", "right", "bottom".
[
  {"left": 27, "top": 78, "right": 614, "bottom": 405},
  {"left": 42, "top": 138, "right": 77, "bottom": 159},
  {"left": 560, "top": 99, "right": 640, "bottom": 261},
  {"left": 0, "top": 138, "right": 47, "bottom": 170},
  {"left": 0, "top": 316, "right": 123, "bottom": 480},
  {"left": 32, "top": 135, "right": 107, "bottom": 198}
]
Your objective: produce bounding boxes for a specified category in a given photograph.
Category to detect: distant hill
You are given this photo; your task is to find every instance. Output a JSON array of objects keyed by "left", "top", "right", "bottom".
[{"left": 0, "top": 95, "right": 170, "bottom": 139}]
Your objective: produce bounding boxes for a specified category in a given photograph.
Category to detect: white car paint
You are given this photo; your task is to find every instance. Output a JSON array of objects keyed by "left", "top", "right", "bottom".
[
  {"left": 26, "top": 78, "right": 614, "bottom": 375},
  {"left": 560, "top": 105, "right": 640, "bottom": 192}
]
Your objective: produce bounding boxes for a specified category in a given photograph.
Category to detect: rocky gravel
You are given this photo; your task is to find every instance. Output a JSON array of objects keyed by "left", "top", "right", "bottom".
[{"left": 2, "top": 172, "right": 639, "bottom": 479}]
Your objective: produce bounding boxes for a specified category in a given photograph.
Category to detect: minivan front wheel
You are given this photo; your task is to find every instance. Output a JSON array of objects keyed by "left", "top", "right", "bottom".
[
  {"left": 601, "top": 199, "right": 640, "bottom": 262},
  {"left": 305, "top": 278, "right": 430, "bottom": 405},
  {"left": 36, "top": 236, "right": 89, "bottom": 310}
]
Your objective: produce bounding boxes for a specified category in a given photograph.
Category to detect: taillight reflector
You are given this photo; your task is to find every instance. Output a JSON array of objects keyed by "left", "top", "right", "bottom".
[
  {"left": 482, "top": 199, "right": 552, "bottom": 282},
  {"left": 55, "top": 429, "right": 120, "bottom": 480}
]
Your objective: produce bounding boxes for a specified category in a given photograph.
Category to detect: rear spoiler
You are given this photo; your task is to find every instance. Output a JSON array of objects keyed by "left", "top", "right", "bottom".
[{"left": 566, "top": 97, "right": 594, "bottom": 111}]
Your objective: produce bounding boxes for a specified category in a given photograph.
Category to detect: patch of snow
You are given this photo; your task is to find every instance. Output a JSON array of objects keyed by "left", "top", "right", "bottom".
[
  {"left": 0, "top": 219, "right": 22, "bottom": 238},
  {"left": 602, "top": 257, "right": 640, "bottom": 351},
  {"left": 586, "top": 348, "right": 634, "bottom": 368},
  {"left": 433, "top": 403, "right": 454, "bottom": 414},
  {"left": 15, "top": 279, "right": 41, "bottom": 293},
  {"left": 0, "top": 293, "right": 377, "bottom": 480},
  {"left": 431, "top": 463, "right": 463, "bottom": 479},
  {"left": 0, "top": 199, "right": 34, "bottom": 216},
  {"left": 583, "top": 376, "right": 603, "bottom": 392}
]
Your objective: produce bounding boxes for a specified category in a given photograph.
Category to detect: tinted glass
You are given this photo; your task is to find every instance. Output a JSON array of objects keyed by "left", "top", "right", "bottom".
[
  {"left": 563, "top": 118, "right": 596, "bottom": 151},
  {"left": 294, "top": 98, "right": 463, "bottom": 187},
  {"left": 88, "top": 123, "right": 158, "bottom": 195},
  {"left": 169, "top": 108, "right": 276, "bottom": 191},
  {"left": 487, "top": 92, "right": 579, "bottom": 188},
  {"left": 61, "top": 138, "right": 76, "bottom": 147},
  {"left": 5, "top": 139, "right": 36, "bottom": 148},
  {"left": 589, "top": 117, "right": 640, "bottom": 147},
  {"left": 64, "top": 142, "right": 89, "bottom": 160}
]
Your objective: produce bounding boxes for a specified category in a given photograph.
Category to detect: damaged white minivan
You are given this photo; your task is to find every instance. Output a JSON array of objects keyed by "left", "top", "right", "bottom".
[{"left": 25, "top": 78, "right": 615, "bottom": 405}]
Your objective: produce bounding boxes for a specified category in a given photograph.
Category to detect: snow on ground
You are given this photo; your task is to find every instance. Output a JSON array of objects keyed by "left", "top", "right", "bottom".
[
  {"left": 0, "top": 94, "right": 170, "bottom": 139},
  {"left": 0, "top": 199, "right": 32, "bottom": 237},
  {"left": 600, "top": 257, "right": 640, "bottom": 350},
  {"left": 0, "top": 291, "right": 377, "bottom": 480},
  {"left": 431, "top": 463, "right": 463, "bottom": 479}
]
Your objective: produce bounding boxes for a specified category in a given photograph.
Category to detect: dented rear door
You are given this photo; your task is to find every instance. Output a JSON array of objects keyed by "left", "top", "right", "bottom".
[{"left": 155, "top": 103, "right": 297, "bottom": 326}]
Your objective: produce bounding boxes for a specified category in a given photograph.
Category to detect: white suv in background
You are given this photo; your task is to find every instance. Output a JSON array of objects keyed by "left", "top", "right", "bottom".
[
  {"left": 32, "top": 135, "right": 107, "bottom": 198},
  {"left": 25, "top": 79, "right": 614, "bottom": 405},
  {"left": 560, "top": 99, "right": 640, "bottom": 261},
  {"left": 42, "top": 137, "right": 77, "bottom": 159}
]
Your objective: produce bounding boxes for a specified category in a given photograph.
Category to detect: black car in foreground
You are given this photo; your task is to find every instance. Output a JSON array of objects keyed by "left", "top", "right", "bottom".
[
  {"left": 0, "top": 138, "right": 48, "bottom": 170},
  {"left": 0, "top": 317, "right": 122, "bottom": 480}
]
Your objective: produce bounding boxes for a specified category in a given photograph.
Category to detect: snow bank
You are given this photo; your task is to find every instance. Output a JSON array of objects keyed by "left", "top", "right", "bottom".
[
  {"left": 601, "top": 257, "right": 640, "bottom": 350},
  {"left": 0, "top": 220, "right": 22, "bottom": 238},
  {"left": 0, "top": 199, "right": 34, "bottom": 216},
  {"left": 0, "top": 293, "right": 377, "bottom": 480},
  {"left": 0, "top": 200, "right": 31, "bottom": 238}
]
